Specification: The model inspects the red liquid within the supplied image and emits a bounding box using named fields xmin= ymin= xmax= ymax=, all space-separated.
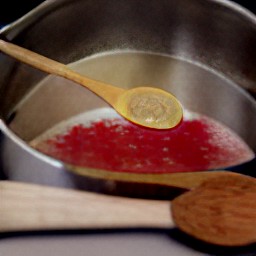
xmin=34 ymin=114 xmax=253 ymax=173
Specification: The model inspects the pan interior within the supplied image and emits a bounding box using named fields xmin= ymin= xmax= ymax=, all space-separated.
xmin=8 ymin=50 xmax=256 ymax=172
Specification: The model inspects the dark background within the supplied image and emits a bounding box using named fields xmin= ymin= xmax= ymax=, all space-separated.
xmin=0 ymin=0 xmax=255 ymax=26
xmin=232 ymin=0 xmax=256 ymax=13
xmin=0 ymin=0 xmax=45 ymax=25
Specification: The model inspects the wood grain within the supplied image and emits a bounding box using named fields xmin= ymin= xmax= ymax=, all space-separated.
xmin=172 ymin=174 xmax=256 ymax=246
xmin=0 ymin=181 xmax=173 ymax=232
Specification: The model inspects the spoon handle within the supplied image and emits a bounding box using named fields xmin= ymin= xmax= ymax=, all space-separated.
xmin=0 ymin=39 xmax=124 ymax=105
xmin=70 ymin=165 xmax=243 ymax=190
xmin=0 ymin=181 xmax=173 ymax=232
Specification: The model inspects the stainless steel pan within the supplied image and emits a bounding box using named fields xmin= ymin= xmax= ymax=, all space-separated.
xmin=0 ymin=0 xmax=256 ymax=197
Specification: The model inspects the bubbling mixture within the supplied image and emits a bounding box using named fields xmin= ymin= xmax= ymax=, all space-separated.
xmin=128 ymin=92 xmax=172 ymax=123
xmin=121 ymin=87 xmax=183 ymax=129
xmin=31 ymin=108 xmax=254 ymax=174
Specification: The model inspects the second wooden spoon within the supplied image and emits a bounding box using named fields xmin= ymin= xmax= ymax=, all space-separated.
xmin=1 ymin=173 xmax=255 ymax=246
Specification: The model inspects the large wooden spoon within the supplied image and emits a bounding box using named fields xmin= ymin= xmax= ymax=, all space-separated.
xmin=0 ymin=39 xmax=182 ymax=129
xmin=1 ymin=173 xmax=255 ymax=246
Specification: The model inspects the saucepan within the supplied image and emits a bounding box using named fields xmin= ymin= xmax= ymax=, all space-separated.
xmin=0 ymin=0 xmax=256 ymax=198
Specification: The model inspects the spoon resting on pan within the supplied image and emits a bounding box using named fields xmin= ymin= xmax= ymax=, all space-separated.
xmin=0 ymin=39 xmax=183 ymax=129
xmin=1 ymin=172 xmax=255 ymax=246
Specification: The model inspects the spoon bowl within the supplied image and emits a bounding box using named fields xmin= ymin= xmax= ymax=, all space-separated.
xmin=172 ymin=174 xmax=256 ymax=246
xmin=116 ymin=87 xmax=183 ymax=129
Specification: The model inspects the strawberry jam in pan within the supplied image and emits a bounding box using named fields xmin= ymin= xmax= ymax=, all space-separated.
xmin=31 ymin=108 xmax=254 ymax=174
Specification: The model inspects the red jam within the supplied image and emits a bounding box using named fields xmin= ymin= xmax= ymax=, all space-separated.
xmin=34 ymin=112 xmax=254 ymax=173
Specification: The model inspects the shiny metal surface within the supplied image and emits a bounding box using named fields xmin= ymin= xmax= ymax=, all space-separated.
xmin=0 ymin=0 xmax=256 ymax=195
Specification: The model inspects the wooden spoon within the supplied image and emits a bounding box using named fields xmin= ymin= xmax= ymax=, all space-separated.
xmin=0 ymin=39 xmax=182 ymax=129
xmin=1 ymin=173 xmax=255 ymax=246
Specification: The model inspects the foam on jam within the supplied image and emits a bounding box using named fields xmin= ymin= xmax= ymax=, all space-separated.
xmin=32 ymin=109 xmax=254 ymax=173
